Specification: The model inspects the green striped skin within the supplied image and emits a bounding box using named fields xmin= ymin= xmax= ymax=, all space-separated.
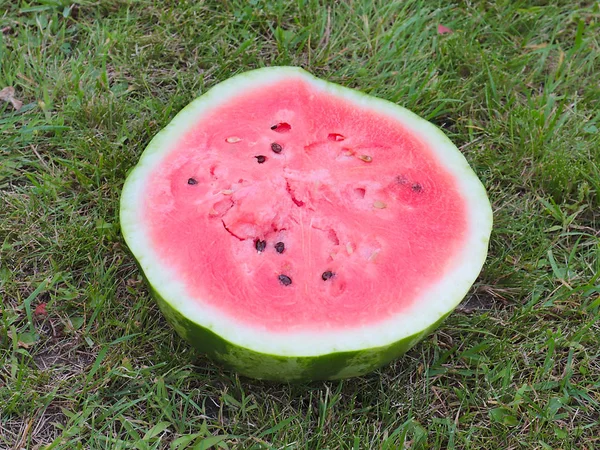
xmin=147 ymin=282 xmax=448 ymax=382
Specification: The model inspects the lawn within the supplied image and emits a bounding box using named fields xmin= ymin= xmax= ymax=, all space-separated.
xmin=1 ymin=0 xmax=599 ymax=448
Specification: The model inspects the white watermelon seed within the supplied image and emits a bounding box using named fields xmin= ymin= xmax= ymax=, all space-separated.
xmin=357 ymin=154 xmax=373 ymax=162
xmin=369 ymin=250 xmax=380 ymax=262
xmin=373 ymin=200 xmax=387 ymax=209
xmin=225 ymin=136 xmax=241 ymax=143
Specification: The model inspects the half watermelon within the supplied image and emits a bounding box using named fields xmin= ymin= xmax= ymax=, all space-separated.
xmin=120 ymin=67 xmax=492 ymax=381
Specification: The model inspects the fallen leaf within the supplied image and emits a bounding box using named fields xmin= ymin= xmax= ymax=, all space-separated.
xmin=0 ymin=86 xmax=23 ymax=110
xmin=34 ymin=302 xmax=48 ymax=316
xmin=437 ymin=24 xmax=453 ymax=35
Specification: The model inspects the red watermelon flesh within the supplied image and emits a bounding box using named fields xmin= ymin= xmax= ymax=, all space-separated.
xmin=121 ymin=67 xmax=492 ymax=381
xmin=144 ymin=78 xmax=466 ymax=332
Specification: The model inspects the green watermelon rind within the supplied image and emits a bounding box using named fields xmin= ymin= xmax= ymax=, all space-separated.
xmin=120 ymin=66 xmax=492 ymax=381
xmin=150 ymin=282 xmax=450 ymax=381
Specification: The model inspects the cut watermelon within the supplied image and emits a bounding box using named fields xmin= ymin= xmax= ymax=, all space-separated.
xmin=120 ymin=67 xmax=492 ymax=381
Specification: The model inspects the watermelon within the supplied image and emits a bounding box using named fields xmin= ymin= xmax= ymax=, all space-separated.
xmin=120 ymin=67 xmax=492 ymax=382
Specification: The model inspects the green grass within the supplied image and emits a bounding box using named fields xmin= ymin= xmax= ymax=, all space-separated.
xmin=1 ymin=0 xmax=599 ymax=448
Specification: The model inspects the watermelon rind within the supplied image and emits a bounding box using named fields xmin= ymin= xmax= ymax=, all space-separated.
xmin=120 ymin=66 xmax=493 ymax=381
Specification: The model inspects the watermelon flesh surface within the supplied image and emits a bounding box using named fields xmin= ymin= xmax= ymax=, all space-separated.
xmin=145 ymin=79 xmax=467 ymax=331
xmin=121 ymin=67 xmax=492 ymax=381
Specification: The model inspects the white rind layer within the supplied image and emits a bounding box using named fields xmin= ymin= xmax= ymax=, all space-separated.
xmin=120 ymin=66 xmax=493 ymax=357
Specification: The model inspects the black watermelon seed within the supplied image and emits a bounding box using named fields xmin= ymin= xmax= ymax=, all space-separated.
xmin=187 ymin=178 xmax=198 ymax=185
xmin=411 ymin=183 xmax=423 ymax=192
xmin=255 ymin=155 xmax=267 ymax=164
xmin=322 ymin=271 xmax=335 ymax=281
xmin=271 ymin=142 xmax=283 ymax=153
xmin=255 ymin=239 xmax=267 ymax=253
xmin=275 ymin=242 xmax=285 ymax=253
xmin=278 ymin=274 xmax=292 ymax=286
